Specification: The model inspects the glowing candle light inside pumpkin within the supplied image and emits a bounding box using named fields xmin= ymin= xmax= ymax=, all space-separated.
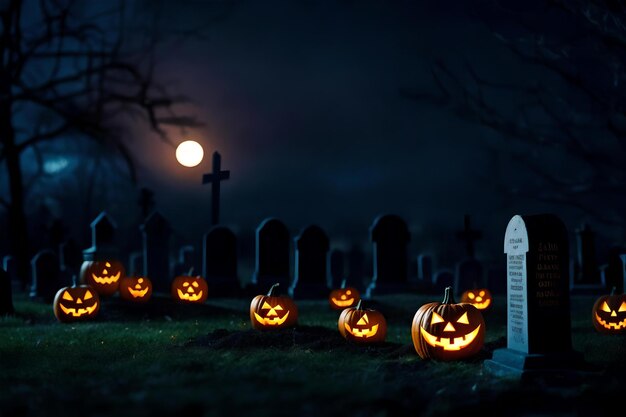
xmin=176 ymin=140 xmax=204 ymax=167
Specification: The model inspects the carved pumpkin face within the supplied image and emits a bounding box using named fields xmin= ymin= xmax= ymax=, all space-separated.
xmin=119 ymin=276 xmax=152 ymax=302
xmin=250 ymin=283 xmax=298 ymax=330
xmin=328 ymin=281 xmax=360 ymax=310
xmin=592 ymin=290 xmax=626 ymax=334
xmin=412 ymin=287 xmax=485 ymax=361
xmin=53 ymin=284 xmax=100 ymax=323
xmin=338 ymin=300 xmax=387 ymax=343
xmin=80 ymin=260 xmax=124 ymax=296
xmin=171 ymin=275 xmax=208 ymax=303
xmin=460 ymin=288 xmax=492 ymax=311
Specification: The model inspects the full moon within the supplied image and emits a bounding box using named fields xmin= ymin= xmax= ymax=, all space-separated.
xmin=176 ymin=140 xmax=204 ymax=167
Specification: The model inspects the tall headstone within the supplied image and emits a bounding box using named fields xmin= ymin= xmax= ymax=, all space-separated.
xmin=141 ymin=211 xmax=172 ymax=294
xmin=365 ymin=214 xmax=411 ymax=298
xmin=82 ymin=211 xmax=119 ymax=261
xmin=29 ymin=249 xmax=61 ymax=303
xmin=571 ymin=223 xmax=604 ymax=294
xmin=0 ymin=267 xmax=14 ymax=315
xmin=203 ymin=226 xmax=240 ymax=297
xmin=329 ymin=249 xmax=346 ymax=289
xmin=485 ymin=214 xmax=585 ymax=378
xmin=289 ymin=225 xmax=330 ymax=299
xmin=252 ymin=218 xmax=290 ymax=291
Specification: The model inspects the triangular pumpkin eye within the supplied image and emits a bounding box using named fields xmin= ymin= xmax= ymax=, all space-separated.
xmin=601 ymin=301 xmax=611 ymax=313
xmin=274 ymin=304 xmax=283 ymax=311
xmin=84 ymin=291 xmax=93 ymax=300
xmin=457 ymin=312 xmax=469 ymax=324
xmin=619 ymin=302 xmax=626 ymax=312
xmin=431 ymin=312 xmax=444 ymax=325
xmin=192 ymin=281 xmax=199 ymax=288
xmin=357 ymin=314 xmax=369 ymax=325
xmin=261 ymin=301 xmax=272 ymax=310
xmin=62 ymin=291 xmax=73 ymax=301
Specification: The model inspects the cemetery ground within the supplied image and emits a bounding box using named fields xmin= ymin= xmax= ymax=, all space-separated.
xmin=1 ymin=292 xmax=624 ymax=417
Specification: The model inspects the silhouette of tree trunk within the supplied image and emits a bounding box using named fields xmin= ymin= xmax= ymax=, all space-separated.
xmin=0 ymin=0 xmax=211 ymax=287
xmin=403 ymin=0 xmax=626 ymax=235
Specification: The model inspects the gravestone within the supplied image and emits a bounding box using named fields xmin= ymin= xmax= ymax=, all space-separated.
xmin=329 ymin=249 xmax=345 ymax=289
xmin=347 ymin=243 xmax=366 ymax=289
xmin=454 ymin=258 xmax=484 ymax=297
xmin=202 ymin=151 xmax=230 ymax=226
xmin=251 ymin=218 xmax=290 ymax=291
xmin=485 ymin=214 xmax=585 ymax=379
xmin=29 ymin=249 xmax=61 ymax=303
xmin=141 ymin=211 xmax=172 ymax=294
xmin=364 ymin=214 xmax=411 ymax=298
xmin=601 ymin=246 xmax=625 ymax=294
xmin=571 ymin=223 xmax=604 ymax=294
xmin=128 ymin=251 xmax=143 ymax=276
xmin=434 ymin=269 xmax=454 ymax=293
xmin=0 ymin=267 xmax=14 ymax=315
xmin=174 ymin=245 xmax=196 ymax=276
xmin=82 ymin=211 xmax=120 ymax=261
xmin=289 ymin=225 xmax=330 ymax=299
xmin=487 ymin=265 xmax=507 ymax=295
xmin=203 ymin=226 xmax=240 ymax=297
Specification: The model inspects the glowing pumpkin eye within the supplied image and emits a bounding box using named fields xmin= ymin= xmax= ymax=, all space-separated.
xmin=274 ymin=304 xmax=283 ymax=311
xmin=138 ymin=278 xmax=144 ymax=284
xmin=601 ymin=301 xmax=611 ymax=313
xmin=346 ymin=290 xmax=352 ymax=295
xmin=105 ymin=262 xmax=111 ymax=267
xmin=619 ymin=302 xmax=626 ymax=312
xmin=479 ymin=291 xmax=485 ymax=297
xmin=467 ymin=293 xmax=475 ymax=300
xmin=62 ymin=292 xmax=73 ymax=301
xmin=262 ymin=301 xmax=272 ymax=310
xmin=457 ymin=312 xmax=469 ymax=324
xmin=430 ymin=312 xmax=444 ymax=325
xmin=183 ymin=282 xmax=189 ymax=287
xmin=357 ymin=314 xmax=369 ymax=325
xmin=84 ymin=291 xmax=93 ymax=300
xmin=192 ymin=281 xmax=199 ymax=288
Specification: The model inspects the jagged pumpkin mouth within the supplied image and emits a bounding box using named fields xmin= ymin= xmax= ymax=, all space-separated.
xmin=59 ymin=303 xmax=98 ymax=317
xmin=128 ymin=287 xmax=149 ymax=298
xmin=595 ymin=312 xmax=626 ymax=330
xmin=254 ymin=311 xmax=290 ymax=326
xmin=332 ymin=297 xmax=355 ymax=307
xmin=177 ymin=290 xmax=203 ymax=301
xmin=91 ymin=272 xmax=120 ymax=284
xmin=344 ymin=323 xmax=379 ymax=338
xmin=420 ymin=324 xmax=481 ymax=351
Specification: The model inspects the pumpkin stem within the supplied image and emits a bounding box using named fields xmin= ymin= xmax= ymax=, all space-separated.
xmin=443 ymin=286 xmax=455 ymax=304
xmin=355 ymin=299 xmax=362 ymax=310
xmin=267 ymin=283 xmax=280 ymax=296
xmin=187 ymin=267 xmax=194 ymax=276
xmin=340 ymin=279 xmax=346 ymax=289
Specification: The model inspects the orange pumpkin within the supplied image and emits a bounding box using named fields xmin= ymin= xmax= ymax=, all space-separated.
xmin=80 ymin=260 xmax=124 ymax=296
xmin=171 ymin=271 xmax=208 ymax=304
xmin=119 ymin=276 xmax=152 ymax=302
xmin=412 ymin=286 xmax=485 ymax=361
xmin=592 ymin=287 xmax=626 ymax=334
xmin=53 ymin=281 xmax=100 ymax=323
xmin=328 ymin=280 xmax=360 ymax=310
xmin=338 ymin=300 xmax=387 ymax=343
xmin=460 ymin=288 xmax=492 ymax=311
xmin=250 ymin=283 xmax=298 ymax=330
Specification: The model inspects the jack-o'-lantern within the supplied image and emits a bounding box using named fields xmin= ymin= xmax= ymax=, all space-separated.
xmin=80 ymin=260 xmax=124 ymax=296
xmin=328 ymin=280 xmax=360 ymax=310
xmin=119 ymin=276 xmax=152 ymax=302
xmin=53 ymin=279 xmax=100 ymax=323
xmin=338 ymin=300 xmax=387 ymax=343
xmin=250 ymin=283 xmax=298 ymax=330
xmin=412 ymin=286 xmax=485 ymax=361
xmin=460 ymin=288 xmax=492 ymax=311
xmin=171 ymin=270 xmax=208 ymax=304
xmin=592 ymin=287 xmax=626 ymax=334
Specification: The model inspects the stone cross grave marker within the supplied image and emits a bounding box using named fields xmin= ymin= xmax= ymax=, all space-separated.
xmin=252 ymin=218 xmax=290 ymax=291
xmin=485 ymin=214 xmax=585 ymax=378
xmin=141 ymin=211 xmax=171 ymax=293
xmin=364 ymin=214 xmax=410 ymax=298
xmin=202 ymin=151 xmax=230 ymax=226
xmin=29 ymin=249 xmax=61 ymax=303
xmin=203 ymin=225 xmax=240 ymax=297
xmin=289 ymin=225 xmax=330 ymax=299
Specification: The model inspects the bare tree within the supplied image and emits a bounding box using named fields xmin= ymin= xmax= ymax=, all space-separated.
xmin=404 ymin=0 xmax=626 ymax=239
xmin=0 ymin=0 xmax=213 ymax=286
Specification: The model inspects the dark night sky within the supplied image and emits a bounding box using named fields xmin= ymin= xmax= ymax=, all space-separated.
xmin=7 ymin=0 xmax=618 ymax=271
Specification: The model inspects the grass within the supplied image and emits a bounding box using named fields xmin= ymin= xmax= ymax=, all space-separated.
xmin=0 ymin=291 xmax=624 ymax=417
